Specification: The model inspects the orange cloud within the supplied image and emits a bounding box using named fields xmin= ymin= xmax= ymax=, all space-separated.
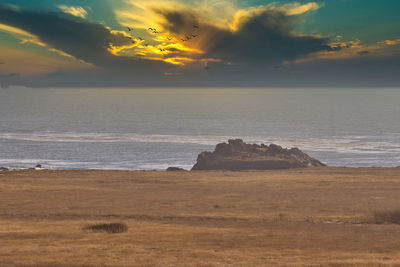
xmin=0 ymin=45 xmax=91 ymax=76
xmin=380 ymin=39 xmax=400 ymax=45
xmin=113 ymin=1 xmax=323 ymax=67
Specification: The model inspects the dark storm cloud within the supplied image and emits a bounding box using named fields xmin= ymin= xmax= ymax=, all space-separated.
xmin=155 ymin=9 xmax=199 ymax=33
xmin=0 ymin=5 xmax=130 ymax=66
xmin=156 ymin=8 xmax=333 ymax=65
xmin=0 ymin=5 xmax=173 ymax=84
xmin=0 ymin=5 xmax=170 ymax=73
xmin=358 ymin=51 xmax=369 ymax=56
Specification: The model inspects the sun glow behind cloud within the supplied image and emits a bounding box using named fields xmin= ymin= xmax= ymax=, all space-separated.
xmin=113 ymin=1 xmax=325 ymax=66
xmin=380 ymin=39 xmax=400 ymax=46
xmin=1 ymin=1 xmax=399 ymax=87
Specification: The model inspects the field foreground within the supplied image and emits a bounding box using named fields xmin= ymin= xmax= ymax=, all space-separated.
xmin=1 ymin=167 xmax=400 ymax=266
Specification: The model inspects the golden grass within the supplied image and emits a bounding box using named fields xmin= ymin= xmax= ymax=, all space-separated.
xmin=0 ymin=167 xmax=400 ymax=266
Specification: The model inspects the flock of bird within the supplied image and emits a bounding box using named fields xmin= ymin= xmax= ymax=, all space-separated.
xmin=181 ymin=33 xmax=198 ymax=42
xmin=124 ymin=24 xmax=200 ymax=48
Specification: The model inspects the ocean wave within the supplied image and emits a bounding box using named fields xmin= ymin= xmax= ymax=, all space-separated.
xmin=137 ymin=163 xmax=193 ymax=170
xmin=0 ymin=158 xmax=193 ymax=170
xmin=0 ymin=132 xmax=399 ymax=155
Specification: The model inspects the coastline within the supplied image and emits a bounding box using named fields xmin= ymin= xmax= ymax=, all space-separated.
xmin=1 ymin=167 xmax=400 ymax=266
xmin=1 ymin=165 xmax=400 ymax=172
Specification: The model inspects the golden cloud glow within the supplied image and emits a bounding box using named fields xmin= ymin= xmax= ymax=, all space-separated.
xmin=0 ymin=24 xmax=47 ymax=47
xmin=109 ymin=6 xmax=207 ymax=66
xmin=108 ymin=43 xmax=136 ymax=55
xmin=230 ymin=2 xmax=320 ymax=31
xmin=380 ymin=39 xmax=400 ymax=45
xmin=114 ymin=0 xmax=258 ymax=65
xmin=163 ymin=57 xmax=196 ymax=65
xmin=289 ymin=38 xmax=400 ymax=65
xmin=57 ymin=5 xmax=88 ymax=18
xmin=0 ymin=23 xmax=95 ymax=65
xmin=284 ymin=2 xmax=320 ymax=16
xmin=116 ymin=0 xmax=236 ymax=30
xmin=0 ymin=44 xmax=91 ymax=76
xmin=113 ymin=1 xmax=322 ymax=66
xmin=106 ymin=30 xmax=138 ymax=55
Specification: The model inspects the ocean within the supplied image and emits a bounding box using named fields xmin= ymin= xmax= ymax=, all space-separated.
xmin=0 ymin=87 xmax=399 ymax=170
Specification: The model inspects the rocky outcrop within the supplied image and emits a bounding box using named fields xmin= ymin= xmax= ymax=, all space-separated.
xmin=166 ymin=167 xmax=187 ymax=172
xmin=191 ymin=139 xmax=326 ymax=171
xmin=0 ymin=167 xmax=9 ymax=171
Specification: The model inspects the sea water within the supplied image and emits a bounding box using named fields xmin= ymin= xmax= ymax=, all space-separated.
xmin=0 ymin=87 xmax=399 ymax=170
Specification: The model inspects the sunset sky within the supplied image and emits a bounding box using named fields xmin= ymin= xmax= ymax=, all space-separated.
xmin=0 ymin=0 xmax=399 ymax=87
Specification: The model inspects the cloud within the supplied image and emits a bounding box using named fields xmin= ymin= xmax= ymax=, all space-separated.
xmin=154 ymin=5 xmax=332 ymax=66
xmin=380 ymin=39 xmax=400 ymax=46
xmin=113 ymin=1 xmax=329 ymax=67
xmin=0 ymin=23 xmax=47 ymax=47
xmin=0 ymin=2 xmax=330 ymax=73
xmin=0 ymin=5 xmax=146 ymax=67
xmin=283 ymin=2 xmax=320 ymax=16
xmin=0 ymin=43 xmax=91 ymax=76
xmin=0 ymin=4 xmax=177 ymax=86
xmin=116 ymin=0 xmax=238 ymax=30
xmin=2 ymin=2 xmax=398 ymax=87
xmin=57 ymin=5 xmax=88 ymax=19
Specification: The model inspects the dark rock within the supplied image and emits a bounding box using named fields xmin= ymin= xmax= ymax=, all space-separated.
xmin=191 ymin=139 xmax=326 ymax=171
xmin=166 ymin=167 xmax=187 ymax=171
xmin=35 ymin=164 xmax=42 ymax=168
xmin=0 ymin=167 xmax=9 ymax=171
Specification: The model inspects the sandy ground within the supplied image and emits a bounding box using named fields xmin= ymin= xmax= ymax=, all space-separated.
xmin=1 ymin=167 xmax=400 ymax=266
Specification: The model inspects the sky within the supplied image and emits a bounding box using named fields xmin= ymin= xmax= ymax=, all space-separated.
xmin=0 ymin=0 xmax=399 ymax=87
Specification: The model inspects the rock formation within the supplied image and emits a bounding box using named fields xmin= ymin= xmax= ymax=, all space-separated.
xmin=166 ymin=167 xmax=187 ymax=171
xmin=191 ymin=139 xmax=326 ymax=171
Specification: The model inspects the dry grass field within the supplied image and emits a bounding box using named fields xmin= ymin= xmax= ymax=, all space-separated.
xmin=1 ymin=167 xmax=400 ymax=266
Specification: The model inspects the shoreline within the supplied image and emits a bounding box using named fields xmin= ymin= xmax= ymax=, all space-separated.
xmin=1 ymin=165 xmax=400 ymax=172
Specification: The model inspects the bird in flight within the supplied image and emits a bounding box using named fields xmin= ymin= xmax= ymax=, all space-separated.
xmin=148 ymin=27 xmax=159 ymax=34
xmin=127 ymin=27 xmax=133 ymax=31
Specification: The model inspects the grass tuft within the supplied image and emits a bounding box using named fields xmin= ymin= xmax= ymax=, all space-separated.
xmin=372 ymin=210 xmax=400 ymax=224
xmin=83 ymin=223 xmax=128 ymax=234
